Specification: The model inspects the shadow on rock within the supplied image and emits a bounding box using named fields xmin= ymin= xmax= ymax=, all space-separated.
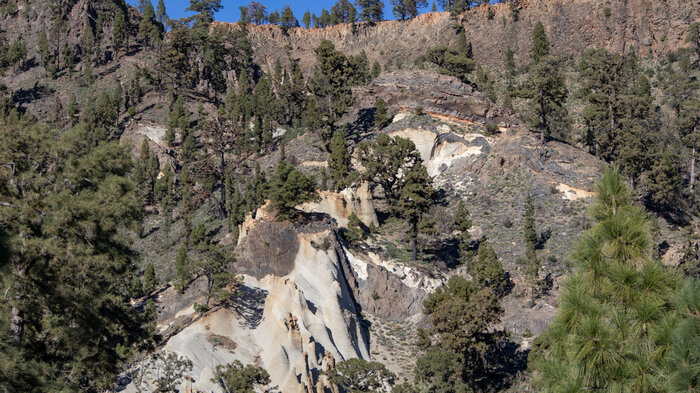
xmin=232 ymin=285 xmax=268 ymax=329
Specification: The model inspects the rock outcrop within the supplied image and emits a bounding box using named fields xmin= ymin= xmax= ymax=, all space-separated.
xmin=299 ymin=183 xmax=379 ymax=228
xmin=217 ymin=0 xmax=699 ymax=75
xmin=128 ymin=214 xmax=370 ymax=393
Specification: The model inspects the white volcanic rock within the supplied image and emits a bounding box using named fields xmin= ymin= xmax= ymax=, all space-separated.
xmin=128 ymin=221 xmax=369 ymax=393
xmin=388 ymin=128 xmax=486 ymax=177
xmin=299 ymin=183 xmax=379 ymax=228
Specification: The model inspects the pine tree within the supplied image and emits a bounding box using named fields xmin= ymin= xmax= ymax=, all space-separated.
xmin=328 ymin=131 xmax=351 ymax=190
xmin=454 ymin=200 xmax=472 ymax=262
xmin=457 ymin=30 xmax=469 ymax=56
xmin=371 ymin=60 xmax=381 ymax=78
xmin=579 ymin=49 xmax=658 ymax=187
xmin=471 ymin=241 xmax=505 ymax=292
xmin=529 ymin=166 xmax=695 ymax=392
xmin=144 ymin=263 xmax=157 ymax=293
xmin=358 ymin=134 xmax=422 ymax=203
xmin=268 ymin=10 xmax=279 ymax=24
xmin=531 ymin=21 xmax=549 ymax=63
xmin=214 ymin=361 xmax=271 ymax=392
xmin=344 ymin=212 xmax=366 ymax=245
xmin=67 ymin=93 xmax=79 ymax=125
xmin=665 ymin=279 xmax=700 ymax=392
xmin=419 ymin=275 xmax=503 ymax=386
xmin=355 ymin=0 xmax=384 ymax=22
xmin=673 ymin=78 xmax=700 ymax=194
xmin=396 ymin=163 xmax=435 ymax=261
xmin=517 ymin=57 xmax=568 ymax=144
xmin=503 ymin=47 xmax=516 ymax=108
xmin=302 ymin=9 xmax=311 ymax=28
xmin=414 ymin=348 xmax=469 ymax=392
xmin=113 ymin=11 xmax=126 ymax=56
xmin=156 ymin=165 xmax=174 ymax=233
xmin=374 ymin=97 xmax=390 ymax=129
xmin=113 ymin=82 xmax=123 ymax=114
xmin=425 ymin=45 xmax=475 ymax=84
xmin=239 ymin=5 xmax=250 ymax=26
xmin=63 ymin=44 xmax=74 ymax=78
xmin=156 ymin=0 xmax=168 ymax=26
xmin=138 ymin=0 xmax=162 ymax=48
xmin=325 ymin=359 xmax=396 ymax=391
xmin=186 ymin=0 xmax=223 ymax=28
xmin=392 ymin=0 xmax=407 ymax=20
xmin=475 ymin=65 xmax=496 ymax=102
xmin=136 ymin=140 xmax=158 ymax=204
xmin=308 ymin=40 xmax=355 ymax=149
xmin=175 ymin=244 xmax=190 ymax=291
xmin=522 ymin=192 xmax=539 ymax=292
xmin=269 ymin=162 xmax=319 ymax=220
xmin=279 ymin=6 xmax=297 ymax=34
xmin=432 ymin=2 xmax=437 ymax=12
xmin=179 ymin=165 xmax=194 ymax=245
xmin=202 ymin=114 xmax=241 ymax=228
xmin=0 ymin=121 xmax=150 ymax=391
xmin=38 ymin=30 xmax=51 ymax=70
xmin=647 ymin=150 xmax=681 ymax=208
xmin=130 ymin=275 xmax=144 ymax=299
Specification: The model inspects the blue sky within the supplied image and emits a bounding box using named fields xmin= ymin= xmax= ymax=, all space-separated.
xmin=128 ymin=0 xmax=434 ymax=24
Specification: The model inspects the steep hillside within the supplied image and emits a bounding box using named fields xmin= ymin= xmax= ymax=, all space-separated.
xmin=220 ymin=0 xmax=699 ymax=74
xmin=1 ymin=1 xmax=699 ymax=392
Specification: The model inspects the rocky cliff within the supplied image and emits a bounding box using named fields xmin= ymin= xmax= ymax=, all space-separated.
xmin=219 ymin=0 xmax=698 ymax=75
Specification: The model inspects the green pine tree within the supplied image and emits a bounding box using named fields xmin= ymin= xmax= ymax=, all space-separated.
xmin=356 ymin=0 xmax=384 ymax=22
xmin=371 ymin=60 xmax=381 ymax=78
xmin=517 ymin=57 xmax=568 ymax=144
xmin=186 ymin=0 xmax=223 ymax=28
xmin=113 ymin=11 xmax=126 ymax=56
xmin=454 ymin=200 xmax=472 ymax=262
xmin=302 ymin=9 xmax=311 ymax=28
xmin=328 ymin=131 xmax=351 ymax=190
xmin=175 ymin=244 xmax=190 ymax=291
xmin=138 ymin=0 xmax=162 ymax=48
xmin=156 ymin=0 xmax=168 ymax=26
xmin=523 ymin=192 xmax=540 ymax=292
xmin=396 ymin=163 xmax=435 ymax=261
xmin=358 ymin=134 xmax=422 ymax=204
xmin=344 ymin=212 xmax=366 ymax=246
xmin=530 ymin=166 xmax=696 ymax=392
xmin=531 ymin=21 xmax=549 ymax=63
xmin=471 ymin=240 xmax=505 ymax=292
xmin=214 ymin=361 xmax=271 ymax=392
xmin=144 ymin=263 xmax=157 ymax=293
xmin=269 ymin=162 xmax=319 ymax=220
xmin=374 ymin=97 xmax=390 ymax=129
xmin=307 ymin=40 xmax=355 ymax=149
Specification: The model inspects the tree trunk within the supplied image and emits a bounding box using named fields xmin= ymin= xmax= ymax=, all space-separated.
xmin=539 ymin=92 xmax=546 ymax=145
xmin=10 ymin=306 xmax=23 ymax=346
xmin=205 ymin=273 xmax=213 ymax=309
xmin=691 ymin=137 xmax=697 ymax=194
xmin=56 ymin=33 xmax=61 ymax=69
xmin=10 ymin=262 xmax=29 ymax=346
xmin=411 ymin=222 xmax=418 ymax=262
xmin=219 ymin=151 xmax=228 ymax=224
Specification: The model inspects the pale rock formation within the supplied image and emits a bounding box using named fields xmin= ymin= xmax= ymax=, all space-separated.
xmin=299 ymin=183 xmax=379 ymax=228
xmin=130 ymin=219 xmax=370 ymax=393
xmin=388 ymin=128 xmax=486 ymax=177
xmin=555 ymin=182 xmax=597 ymax=201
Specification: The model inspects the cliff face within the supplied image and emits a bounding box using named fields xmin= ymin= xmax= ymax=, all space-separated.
xmin=219 ymin=0 xmax=698 ymax=74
